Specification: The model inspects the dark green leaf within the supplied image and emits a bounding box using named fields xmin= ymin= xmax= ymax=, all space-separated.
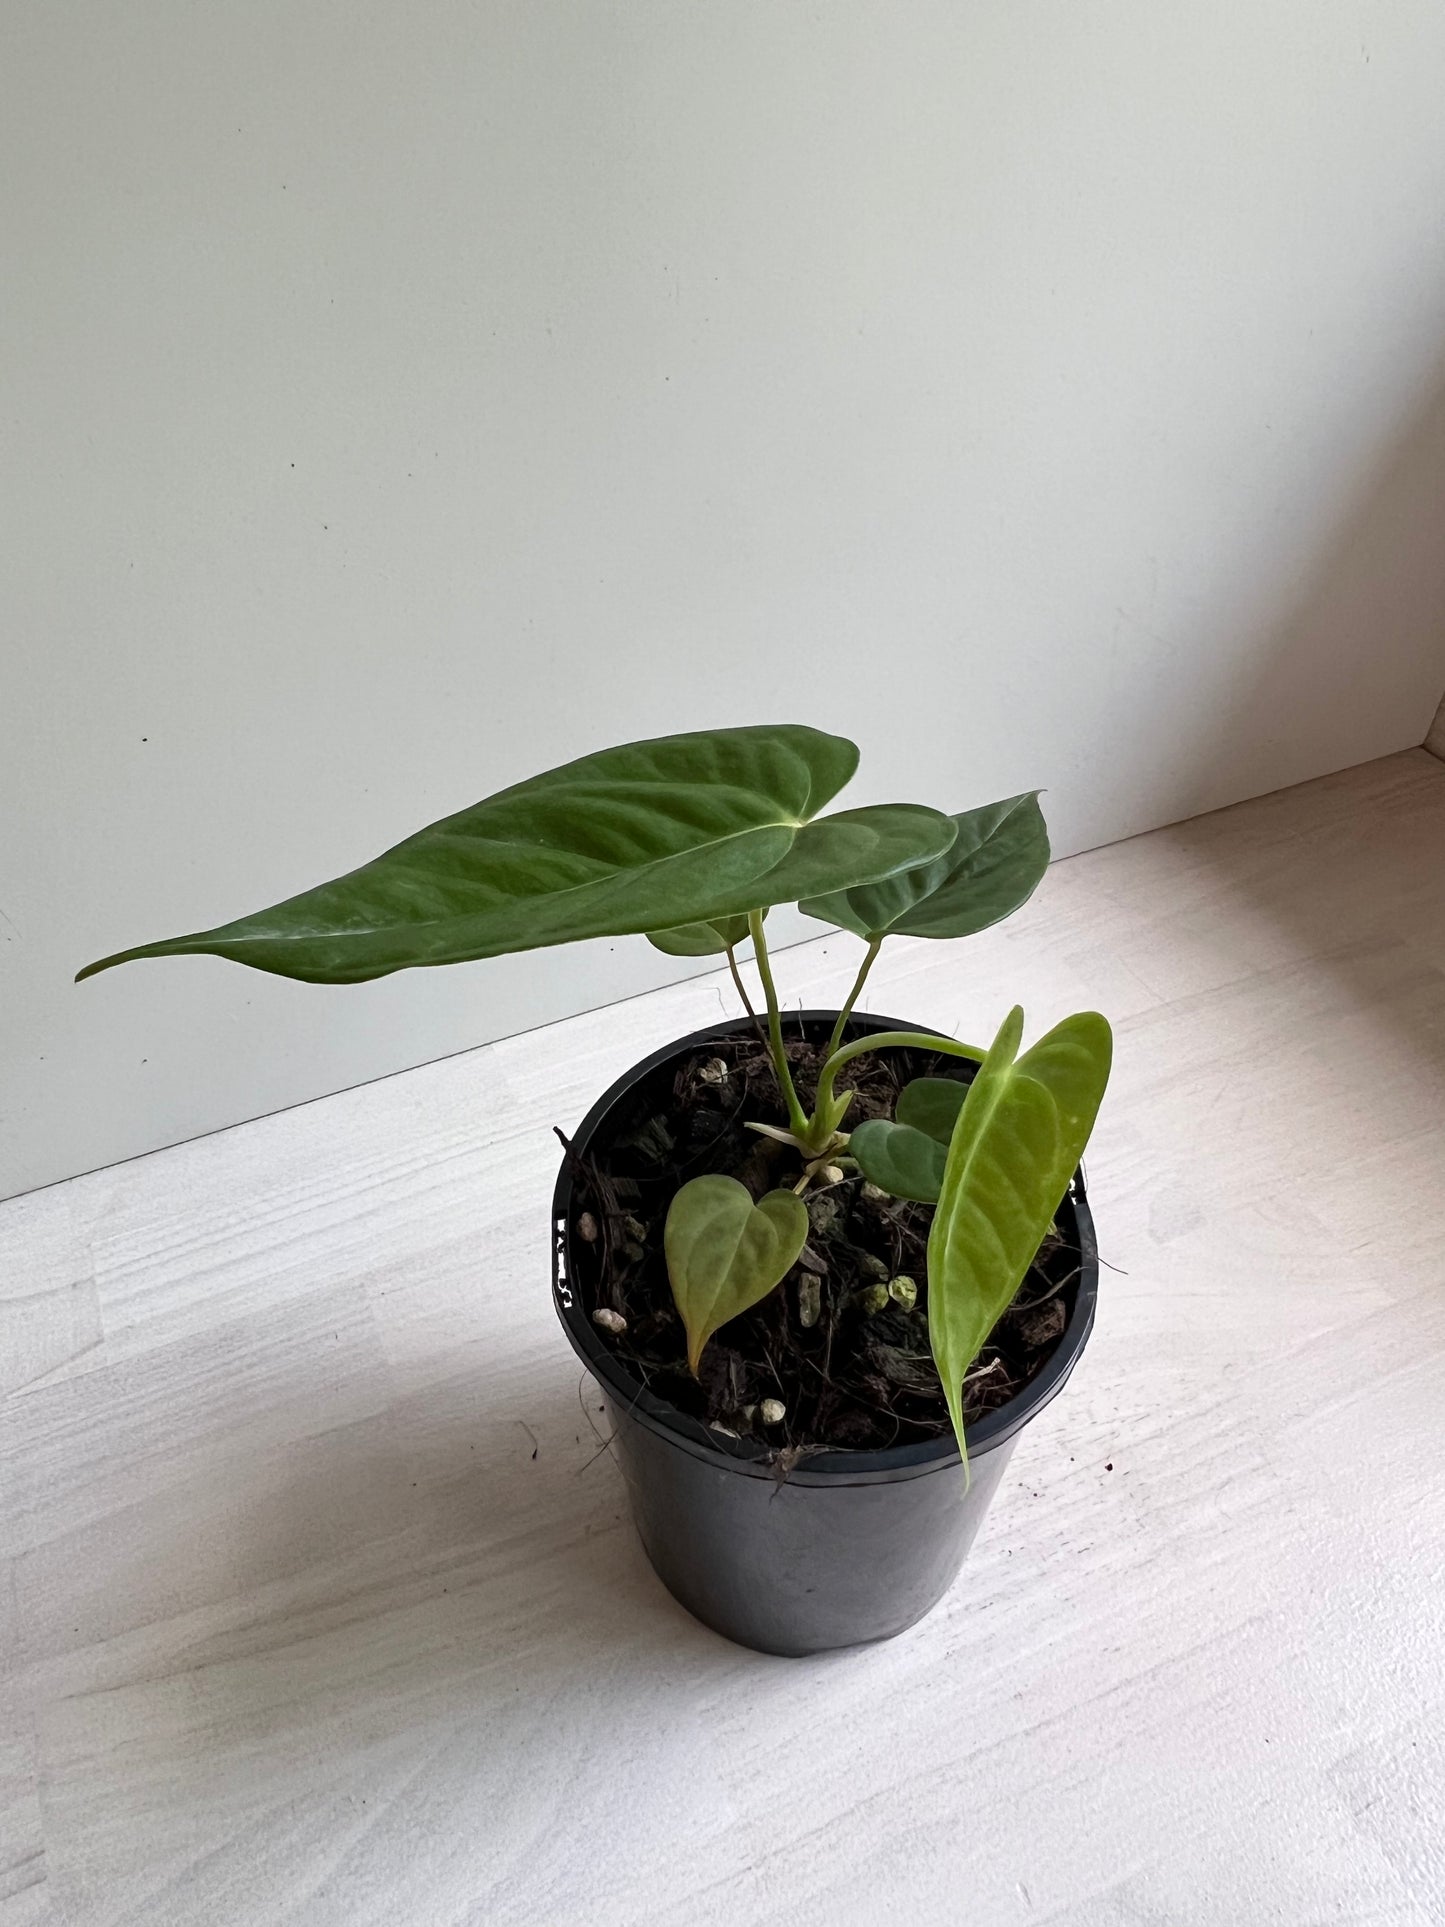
xmin=77 ymin=725 xmax=957 ymax=985
xmin=646 ymin=914 xmax=753 ymax=958
xmin=745 ymin=803 xmax=958 ymax=907
xmin=895 ymin=1075 xmax=970 ymax=1144
xmin=664 ymin=1175 xmax=808 ymax=1372
xmin=849 ymin=1073 xmax=973 ymax=1201
xmin=849 ymin=1117 xmax=948 ymax=1202
xmin=798 ymin=792 xmax=1049 ymax=942
xmin=927 ymin=1006 xmax=1112 ymax=1457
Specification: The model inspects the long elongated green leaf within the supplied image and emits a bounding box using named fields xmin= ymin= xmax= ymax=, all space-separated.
xmin=77 ymin=725 xmax=957 ymax=985
xmin=664 ymin=1175 xmax=808 ymax=1373
xmin=927 ymin=1006 xmax=1112 ymax=1457
xmin=798 ymin=792 xmax=1048 ymax=942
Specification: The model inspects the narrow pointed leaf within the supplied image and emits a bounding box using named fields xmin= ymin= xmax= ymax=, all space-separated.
xmin=848 ymin=1118 xmax=948 ymax=1202
xmin=799 ymin=792 xmax=1049 ymax=942
xmin=664 ymin=1175 xmax=808 ymax=1373
xmin=927 ymin=1006 xmax=1112 ymax=1458
xmin=646 ymin=913 xmax=753 ymax=957
xmin=77 ymin=724 xmax=957 ymax=985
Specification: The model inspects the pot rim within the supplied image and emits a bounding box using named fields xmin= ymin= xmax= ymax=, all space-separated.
xmin=552 ymin=1009 xmax=1097 ymax=1488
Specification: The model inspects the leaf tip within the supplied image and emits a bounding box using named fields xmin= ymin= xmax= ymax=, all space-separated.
xmin=1059 ymin=1008 xmax=1114 ymax=1069
xmin=943 ymin=1381 xmax=970 ymax=1479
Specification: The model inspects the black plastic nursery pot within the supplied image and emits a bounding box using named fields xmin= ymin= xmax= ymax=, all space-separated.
xmin=553 ymin=1011 xmax=1098 ymax=1658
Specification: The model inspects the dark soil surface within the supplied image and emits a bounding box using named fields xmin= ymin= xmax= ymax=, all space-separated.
xmin=563 ymin=1026 xmax=1085 ymax=1461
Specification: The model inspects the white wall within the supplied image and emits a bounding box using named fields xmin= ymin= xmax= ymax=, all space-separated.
xmin=7 ymin=2 xmax=1445 ymax=1201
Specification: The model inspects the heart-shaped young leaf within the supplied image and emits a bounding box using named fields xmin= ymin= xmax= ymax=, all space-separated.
xmin=798 ymin=792 xmax=1049 ymax=942
xmin=664 ymin=1175 xmax=808 ymax=1373
xmin=646 ymin=914 xmax=753 ymax=958
xmin=77 ymin=725 xmax=957 ymax=985
xmin=895 ymin=1075 xmax=970 ymax=1143
xmin=849 ymin=1074 xmax=974 ymax=1202
xmin=927 ymin=1005 xmax=1112 ymax=1458
xmin=848 ymin=1117 xmax=948 ymax=1202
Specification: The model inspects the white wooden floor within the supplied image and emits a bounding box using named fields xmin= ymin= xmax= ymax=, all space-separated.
xmin=4 ymin=750 xmax=1445 ymax=1927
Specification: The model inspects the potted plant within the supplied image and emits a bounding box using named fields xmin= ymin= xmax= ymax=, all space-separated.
xmin=79 ymin=723 xmax=1111 ymax=1655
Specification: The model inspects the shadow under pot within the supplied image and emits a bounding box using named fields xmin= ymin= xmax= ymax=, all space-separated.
xmin=553 ymin=1010 xmax=1098 ymax=1658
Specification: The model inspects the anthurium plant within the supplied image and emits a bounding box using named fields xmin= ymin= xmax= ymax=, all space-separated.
xmin=79 ymin=723 xmax=1111 ymax=1460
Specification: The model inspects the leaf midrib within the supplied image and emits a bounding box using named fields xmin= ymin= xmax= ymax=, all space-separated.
xmin=174 ymin=816 xmax=809 ymax=950
xmin=933 ymin=1068 xmax=1016 ymax=1262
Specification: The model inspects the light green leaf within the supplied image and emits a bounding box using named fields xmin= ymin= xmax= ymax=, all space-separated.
xmin=664 ymin=1175 xmax=808 ymax=1373
xmin=927 ymin=1005 xmax=1112 ymax=1457
xmin=77 ymin=725 xmax=957 ymax=985
xmin=798 ymin=792 xmax=1049 ymax=942
xmin=646 ymin=914 xmax=754 ymax=958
